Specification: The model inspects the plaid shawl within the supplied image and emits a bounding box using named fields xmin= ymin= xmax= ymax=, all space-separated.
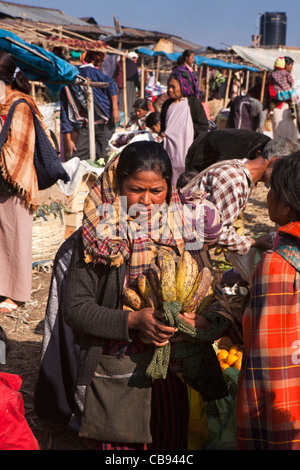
xmin=82 ymin=153 xmax=208 ymax=285
xmin=0 ymin=90 xmax=50 ymax=210
xmin=237 ymin=221 xmax=300 ymax=450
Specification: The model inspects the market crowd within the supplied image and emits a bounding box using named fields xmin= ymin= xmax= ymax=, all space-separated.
xmin=0 ymin=47 xmax=300 ymax=451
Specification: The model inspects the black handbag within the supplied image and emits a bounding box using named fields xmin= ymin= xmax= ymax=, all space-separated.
xmin=79 ymin=350 xmax=153 ymax=444
xmin=0 ymin=99 xmax=70 ymax=191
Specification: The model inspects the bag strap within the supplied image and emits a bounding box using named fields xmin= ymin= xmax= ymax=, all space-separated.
xmin=0 ymin=98 xmax=41 ymax=152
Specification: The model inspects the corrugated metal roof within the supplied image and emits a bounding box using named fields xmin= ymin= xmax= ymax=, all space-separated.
xmin=0 ymin=1 xmax=88 ymax=25
xmin=102 ymin=25 xmax=204 ymax=52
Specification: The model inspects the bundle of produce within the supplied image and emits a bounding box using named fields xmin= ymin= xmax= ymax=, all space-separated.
xmin=122 ymin=251 xmax=217 ymax=381
xmin=123 ymin=250 xmax=215 ymax=316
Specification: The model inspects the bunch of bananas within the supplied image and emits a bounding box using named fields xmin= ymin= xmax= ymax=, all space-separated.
xmin=123 ymin=250 xmax=215 ymax=315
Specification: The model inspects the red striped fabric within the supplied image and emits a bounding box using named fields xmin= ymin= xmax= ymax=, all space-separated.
xmin=237 ymin=237 xmax=300 ymax=449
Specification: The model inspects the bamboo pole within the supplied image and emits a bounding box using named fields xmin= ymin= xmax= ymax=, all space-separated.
xmin=86 ymin=85 xmax=96 ymax=161
xmin=260 ymin=70 xmax=267 ymax=103
xmin=140 ymin=55 xmax=145 ymax=98
xmin=245 ymin=70 xmax=250 ymax=94
xmin=205 ymin=65 xmax=210 ymax=102
xmin=198 ymin=64 xmax=203 ymax=91
xmin=224 ymin=69 xmax=232 ymax=107
xmin=122 ymin=54 xmax=128 ymax=126
xmin=156 ymin=55 xmax=161 ymax=83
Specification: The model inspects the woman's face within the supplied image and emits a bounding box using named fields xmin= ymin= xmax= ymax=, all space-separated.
xmin=121 ymin=170 xmax=168 ymax=221
xmin=135 ymin=107 xmax=147 ymax=119
xmin=167 ymin=78 xmax=182 ymax=101
xmin=152 ymin=121 xmax=161 ymax=134
xmin=185 ymin=53 xmax=194 ymax=66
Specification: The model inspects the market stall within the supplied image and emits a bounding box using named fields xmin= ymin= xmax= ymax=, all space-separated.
xmin=138 ymin=46 xmax=260 ymax=106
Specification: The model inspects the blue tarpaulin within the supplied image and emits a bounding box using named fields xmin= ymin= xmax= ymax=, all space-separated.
xmin=138 ymin=47 xmax=260 ymax=72
xmin=0 ymin=29 xmax=79 ymax=91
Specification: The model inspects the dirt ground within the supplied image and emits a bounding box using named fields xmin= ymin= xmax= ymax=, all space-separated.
xmin=0 ymin=182 xmax=276 ymax=451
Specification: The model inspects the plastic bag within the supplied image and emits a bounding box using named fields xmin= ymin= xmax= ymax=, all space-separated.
xmin=202 ymin=367 xmax=239 ymax=450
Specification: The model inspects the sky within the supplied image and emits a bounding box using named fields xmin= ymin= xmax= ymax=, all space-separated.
xmin=6 ymin=0 xmax=300 ymax=49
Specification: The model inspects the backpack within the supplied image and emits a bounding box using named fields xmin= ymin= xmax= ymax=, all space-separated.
xmin=0 ymin=99 xmax=70 ymax=191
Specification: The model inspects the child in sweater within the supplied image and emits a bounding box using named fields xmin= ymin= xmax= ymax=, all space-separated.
xmin=269 ymin=56 xmax=296 ymax=118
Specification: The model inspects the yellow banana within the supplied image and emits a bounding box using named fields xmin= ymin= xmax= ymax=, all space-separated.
xmin=122 ymin=288 xmax=145 ymax=310
xmin=195 ymin=279 xmax=215 ymax=314
xmin=160 ymin=252 xmax=177 ymax=303
xmin=122 ymin=302 xmax=134 ymax=311
xmin=148 ymin=262 xmax=162 ymax=304
xmin=214 ymin=246 xmax=223 ymax=256
xmin=233 ymin=219 xmax=244 ymax=228
xmin=156 ymin=252 xmax=164 ymax=270
xmin=182 ymin=267 xmax=213 ymax=312
xmin=175 ymin=250 xmax=199 ymax=303
xmin=137 ymin=274 xmax=160 ymax=309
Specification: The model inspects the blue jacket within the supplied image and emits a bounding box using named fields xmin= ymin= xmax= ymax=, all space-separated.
xmin=60 ymin=64 xmax=118 ymax=134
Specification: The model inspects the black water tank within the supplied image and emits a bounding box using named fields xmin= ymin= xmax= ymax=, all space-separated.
xmin=260 ymin=12 xmax=287 ymax=46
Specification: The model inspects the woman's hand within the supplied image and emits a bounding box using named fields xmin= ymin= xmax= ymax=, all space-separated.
xmin=128 ymin=308 xmax=178 ymax=347
xmin=180 ymin=311 xmax=211 ymax=330
xmin=251 ymin=234 xmax=273 ymax=251
xmin=169 ymin=311 xmax=211 ymax=343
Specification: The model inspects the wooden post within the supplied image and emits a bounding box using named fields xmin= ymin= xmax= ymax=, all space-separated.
xmin=224 ymin=69 xmax=232 ymax=107
xmin=86 ymin=85 xmax=96 ymax=161
xmin=140 ymin=55 xmax=145 ymax=98
xmin=198 ymin=64 xmax=203 ymax=91
xmin=30 ymin=81 xmax=35 ymax=100
xmin=260 ymin=70 xmax=267 ymax=103
xmin=205 ymin=65 xmax=209 ymax=102
xmin=156 ymin=55 xmax=161 ymax=83
xmin=122 ymin=54 xmax=128 ymax=126
xmin=245 ymin=70 xmax=250 ymax=94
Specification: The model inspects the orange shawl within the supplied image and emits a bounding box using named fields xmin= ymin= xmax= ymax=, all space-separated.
xmin=0 ymin=90 xmax=50 ymax=211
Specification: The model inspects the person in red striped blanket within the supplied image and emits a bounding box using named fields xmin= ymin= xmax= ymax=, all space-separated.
xmin=236 ymin=152 xmax=300 ymax=450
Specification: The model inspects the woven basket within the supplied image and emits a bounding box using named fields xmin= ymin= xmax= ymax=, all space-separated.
xmin=32 ymin=209 xmax=65 ymax=264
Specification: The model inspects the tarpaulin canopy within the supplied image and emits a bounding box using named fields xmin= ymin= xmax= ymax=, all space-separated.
xmin=138 ymin=47 xmax=260 ymax=72
xmin=232 ymin=45 xmax=300 ymax=96
xmin=0 ymin=29 xmax=79 ymax=91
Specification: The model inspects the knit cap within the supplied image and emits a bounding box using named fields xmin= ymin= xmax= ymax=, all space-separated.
xmin=274 ymin=57 xmax=285 ymax=69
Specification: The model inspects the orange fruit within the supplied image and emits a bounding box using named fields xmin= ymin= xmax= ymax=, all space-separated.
xmin=220 ymin=361 xmax=230 ymax=370
xmin=226 ymin=353 xmax=238 ymax=366
xmin=229 ymin=347 xmax=238 ymax=355
xmin=217 ymin=349 xmax=229 ymax=361
xmin=232 ymin=358 xmax=242 ymax=370
xmin=236 ymin=351 xmax=243 ymax=358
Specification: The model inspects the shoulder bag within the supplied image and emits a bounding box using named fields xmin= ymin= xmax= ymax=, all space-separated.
xmin=0 ymin=99 xmax=70 ymax=191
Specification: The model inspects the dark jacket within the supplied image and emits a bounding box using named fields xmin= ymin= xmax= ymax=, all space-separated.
xmin=60 ymin=65 xmax=118 ymax=134
xmin=62 ymin=232 xmax=129 ymax=386
xmin=185 ymin=129 xmax=271 ymax=173
xmin=62 ymin=232 xmax=231 ymax=402
xmin=113 ymin=58 xmax=140 ymax=90
xmin=160 ymin=96 xmax=209 ymax=139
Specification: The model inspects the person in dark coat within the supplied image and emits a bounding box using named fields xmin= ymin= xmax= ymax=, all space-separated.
xmin=113 ymin=51 xmax=140 ymax=121
xmin=185 ymin=128 xmax=271 ymax=173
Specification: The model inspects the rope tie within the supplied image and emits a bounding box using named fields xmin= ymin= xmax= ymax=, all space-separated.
xmin=146 ymin=300 xmax=201 ymax=379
